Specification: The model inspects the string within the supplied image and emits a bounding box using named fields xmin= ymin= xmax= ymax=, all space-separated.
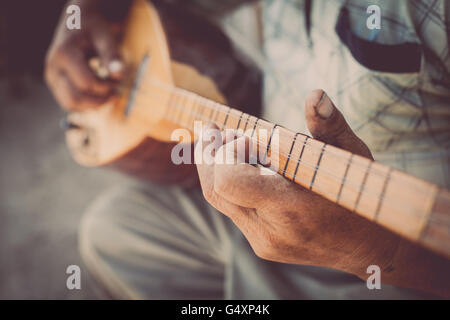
xmin=164 ymin=99 xmax=433 ymax=219
xmin=130 ymin=78 xmax=433 ymax=186
xmin=129 ymin=90 xmax=433 ymax=218
xmin=130 ymin=78 xmax=435 ymax=198
xmin=131 ymin=78 xmax=392 ymax=177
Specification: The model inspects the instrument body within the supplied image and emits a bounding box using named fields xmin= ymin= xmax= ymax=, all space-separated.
xmin=66 ymin=0 xmax=261 ymax=182
xmin=65 ymin=0 xmax=450 ymax=258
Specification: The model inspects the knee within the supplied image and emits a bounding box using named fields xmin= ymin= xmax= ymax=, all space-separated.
xmin=78 ymin=182 xmax=180 ymax=267
xmin=78 ymin=185 xmax=129 ymax=267
xmin=78 ymin=183 xmax=161 ymax=298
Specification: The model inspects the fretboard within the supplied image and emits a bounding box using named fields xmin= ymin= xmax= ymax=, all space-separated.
xmin=146 ymin=79 xmax=449 ymax=258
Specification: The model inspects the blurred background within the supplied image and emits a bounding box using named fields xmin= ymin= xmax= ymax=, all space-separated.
xmin=0 ymin=1 xmax=128 ymax=299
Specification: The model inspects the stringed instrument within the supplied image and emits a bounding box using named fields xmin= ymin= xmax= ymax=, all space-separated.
xmin=63 ymin=0 xmax=450 ymax=258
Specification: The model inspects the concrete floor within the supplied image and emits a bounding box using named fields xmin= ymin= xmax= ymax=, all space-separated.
xmin=0 ymin=78 xmax=128 ymax=299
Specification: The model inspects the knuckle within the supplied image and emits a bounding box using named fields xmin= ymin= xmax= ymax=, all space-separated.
xmin=251 ymin=230 xmax=277 ymax=260
xmin=44 ymin=48 xmax=64 ymax=75
xmin=253 ymin=244 xmax=272 ymax=260
xmin=44 ymin=68 xmax=54 ymax=86
xmin=53 ymin=44 xmax=70 ymax=62
xmin=214 ymin=166 xmax=238 ymax=199
xmin=213 ymin=167 xmax=228 ymax=194
xmin=79 ymin=95 xmax=108 ymax=110
xmin=63 ymin=93 xmax=79 ymax=110
xmin=261 ymin=231 xmax=277 ymax=248
xmin=81 ymin=77 xmax=102 ymax=92
xmin=44 ymin=51 xmax=55 ymax=70
xmin=59 ymin=33 xmax=79 ymax=51
xmin=214 ymin=144 xmax=226 ymax=164
xmin=201 ymin=186 xmax=215 ymax=204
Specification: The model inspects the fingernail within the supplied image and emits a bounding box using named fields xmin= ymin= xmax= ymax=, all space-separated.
xmin=97 ymin=66 xmax=109 ymax=79
xmin=108 ymin=60 xmax=124 ymax=74
xmin=89 ymin=57 xmax=109 ymax=79
xmin=316 ymin=92 xmax=334 ymax=119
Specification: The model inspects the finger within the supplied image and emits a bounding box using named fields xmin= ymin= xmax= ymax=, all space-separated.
xmin=195 ymin=123 xmax=246 ymax=221
xmin=195 ymin=123 xmax=222 ymax=165
xmin=214 ymin=161 xmax=303 ymax=209
xmin=91 ymin=23 xmax=126 ymax=80
xmin=55 ymin=47 xmax=117 ymax=98
xmin=45 ymin=66 xmax=78 ymax=110
xmin=222 ymin=128 xmax=238 ymax=145
xmin=305 ymin=90 xmax=373 ymax=159
xmin=214 ymin=136 xmax=303 ymax=209
xmin=218 ymin=131 xmax=258 ymax=165
xmin=45 ymin=66 xmax=110 ymax=111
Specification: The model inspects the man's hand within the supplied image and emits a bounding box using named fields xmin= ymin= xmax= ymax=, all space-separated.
xmin=45 ymin=0 xmax=131 ymax=111
xmin=195 ymin=90 xmax=450 ymax=297
xmin=45 ymin=0 xmax=200 ymax=185
xmin=195 ymin=90 xmax=396 ymax=274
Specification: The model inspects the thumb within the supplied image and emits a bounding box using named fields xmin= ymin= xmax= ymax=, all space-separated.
xmin=305 ymin=90 xmax=373 ymax=159
xmin=91 ymin=23 xmax=126 ymax=80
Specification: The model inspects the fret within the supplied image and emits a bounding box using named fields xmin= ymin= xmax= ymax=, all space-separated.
xmin=182 ymin=94 xmax=191 ymax=126
xmin=336 ymin=154 xmax=353 ymax=204
xmin=197 ymin=97 xmax=207 ymax=124
xmin=356 ymin=161 xmax=391 ymax=220
xmin=309 ymin=143 xmax=327 ymax=191
xmin=236 ymin=111 xmax=244 ymax=130
xmin=163 ymin=91 xmax=175 ymax=121
xmin=222 ymin=107 xmax=231 ymax=129
xmin=376 ymin=171 xmax=439 ymax=241
xmin=173 ymin=94 xmax=185 ymax=125
xmin=373 ymin=167 xmax=392 ymax=221
xmin=140 ymin=80 xmax=450 ymax=258
xmin=418 ymin=188 xmax=442 ymax=242
xmin=197 ymin=96 xmax=207 ymax=121
xmin=353 ymin=161 xmax=373 ymax=212
xmin=188 ymin=95 xmax=199 ymax=128
xmin=419 ymin=189 xmax=448 ymax=253
xmin=243 ymin=113 xmax=251 ymax=132
xmin=181 ymin=94 xmax=193 ymax=128
xmin=282 ymin=132 xmax=299 ymax=177
xmin=419 ymin=217 xmax=432 ymax=243
xmin=169 ymin=93 xmax=179 ymax=123
xmin=251 ymin=118 xmax=259 ymax=138
xmin=213 ymin=102 xmax=221 ymax=124
xmin=292 ymin=136 xmax=309 ymax=182
xmin=207 ymin=100 xmax=216 ymax=122
xmin=303 ymin=144 xmax=351 ymax=203
xmin=262 ymin=124 xmax=278 ymax=165
xmin=227 ymin=109 xmax=242 ymax=131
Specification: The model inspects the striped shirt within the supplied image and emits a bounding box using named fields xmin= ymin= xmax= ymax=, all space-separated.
xmin=161 ymin=0 xmax=450 ymax=187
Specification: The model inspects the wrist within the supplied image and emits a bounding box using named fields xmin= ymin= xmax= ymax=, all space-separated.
xmin=336 ymin=226 xmax=401 ymax=281
xmin=342 ymin=232 xmax=450 ymax=298
xmin=383 ymin=239 xmax=450 ymax=298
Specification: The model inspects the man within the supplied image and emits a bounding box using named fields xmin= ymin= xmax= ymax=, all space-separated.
xmin=45 ymin=0 xmax=450 ymax=299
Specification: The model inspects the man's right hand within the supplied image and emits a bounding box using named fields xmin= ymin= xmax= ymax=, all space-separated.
xmin=45 ymin=0 xmax=130 ymax=111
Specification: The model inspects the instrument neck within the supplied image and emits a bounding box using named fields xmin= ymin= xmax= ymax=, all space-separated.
xmin=150 ymin=79 xmax=445 ymax=257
